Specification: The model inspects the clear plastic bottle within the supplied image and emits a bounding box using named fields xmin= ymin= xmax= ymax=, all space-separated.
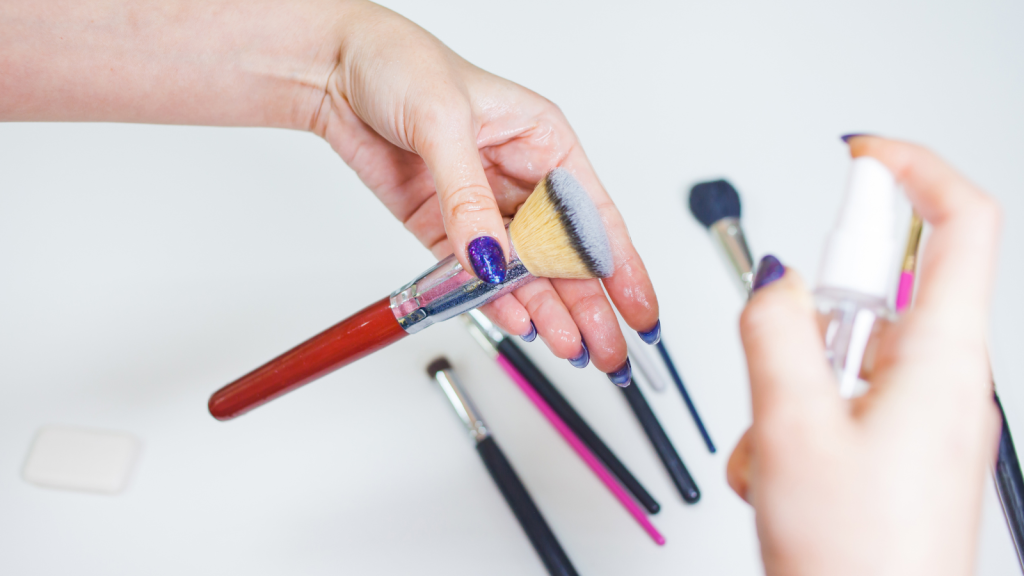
xmin=815 ymin=157 xmax=899 ymax=398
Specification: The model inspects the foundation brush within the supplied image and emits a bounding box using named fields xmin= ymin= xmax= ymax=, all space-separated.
xmin=209 ymin=169 xmax=613 ymax=420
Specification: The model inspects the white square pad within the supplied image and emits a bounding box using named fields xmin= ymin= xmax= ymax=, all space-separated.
xmin=22 ymin=426 xmax=140 ymax=494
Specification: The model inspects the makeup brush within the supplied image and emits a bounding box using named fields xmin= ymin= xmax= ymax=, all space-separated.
xmin=209 ymin=169 xmax=613 ymax=420
xmin=895 ymin=212 xmax=924 ymax=312
xmin=464 ymin=310 xmax=662 ymax=516
xmin=428 ymin=358 xmax=580 ymax=576
xmin=688 ymin=179 xmax=755 ymax=293
xmin=622 ymin=369 xmax=700 ymax=503
xmin=679 ymin=178 xmax=764 ymax=453
xmin=994 ymin=394 xmax=1024 ymax=568
xmin=895 ymin=213 xmax=1024 ymax=567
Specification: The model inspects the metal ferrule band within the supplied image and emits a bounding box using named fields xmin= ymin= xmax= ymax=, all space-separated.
xmin=710 ymin=217 xmax=755 ymax=294
xmin=390 ymin=241 xmax=536 ymax=335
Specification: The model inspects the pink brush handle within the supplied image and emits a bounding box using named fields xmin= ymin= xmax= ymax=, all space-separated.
xmin=896 ymin=271 xmax=915 ymax=313
xmin=496 ymin=354 xmax=666 ymax=546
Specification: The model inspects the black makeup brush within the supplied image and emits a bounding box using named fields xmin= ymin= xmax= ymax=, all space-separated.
xmin=428 ymin=357 xmax=579 ymax=576
xmin=463 ymin=310 xmax=662 ymax=514
xmin=994 ymin=393 xmax=1024 ymax=567
xmin=689 ymin=179 xmax=755 ymax=293
xmin=622 ymin=368 xmax=701 ymax=502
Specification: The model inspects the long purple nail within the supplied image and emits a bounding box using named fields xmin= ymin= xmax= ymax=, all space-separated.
xmin=752 ymin=255 xmax=785 ymax=291
xmin=606 ymin=358 xmax=632 ymax=387
xmin=637 ymin=320 xmax=661 ymax=345
xmin=568 ymin=338 xmax=589 ymax=369
xmin=467 ymin=236 xmax=506 ymax=284
xmin=520 ymin=321 xmax=537 ymax=343
xmin=840 ymin=133 xmax=872 ymax=143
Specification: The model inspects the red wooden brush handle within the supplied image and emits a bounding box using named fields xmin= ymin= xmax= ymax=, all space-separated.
xmin=208 ymin=296 xmax=407 ymax=420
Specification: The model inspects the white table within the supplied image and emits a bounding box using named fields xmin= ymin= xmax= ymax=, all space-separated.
xmin=2 ymin=0 xmax=1022 ymax=573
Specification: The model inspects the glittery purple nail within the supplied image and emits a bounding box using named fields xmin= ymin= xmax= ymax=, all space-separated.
xmin=467 ymin=236 xmax=506 ymax=285
xmin=606 ymin=358 xmax=632 ymax=387
xmin=752 ymin=255 xmax=785 ymax=291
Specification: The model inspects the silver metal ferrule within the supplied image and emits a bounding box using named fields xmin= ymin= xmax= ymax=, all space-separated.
xmin=710 ymin=217 xmax=755 ymax=294
xmin=461 ymin=309 xmax=506 ymax=356
xmin=390 ymin=237 xmax=535 ymax=335
xmin=432 ymin=366 xmax=489 ymax=442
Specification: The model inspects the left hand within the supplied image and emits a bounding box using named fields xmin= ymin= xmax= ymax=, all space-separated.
xmin=314 ymin=1 xmax=659 ymax=377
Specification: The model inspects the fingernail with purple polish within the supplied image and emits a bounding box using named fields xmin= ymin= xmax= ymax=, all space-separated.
xmin=637 ymin=320 xmax=661 ymax=345
xmin=467 ymin=236 xmax=507 ymax=285
xmin=568 ymin=338 xmax=589 ymax=369
xmin=752 ymin=254 xmax=785 ymax=291
xmin=840 ymin=133 xmax=872 ymax=143
xmin=520 ymin=321 xmax=537 ymax=343
xmin=607 ymin=358 xmax=632 ymax=387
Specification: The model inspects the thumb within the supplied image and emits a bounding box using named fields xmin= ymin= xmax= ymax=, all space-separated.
xmin=741 ymin=255 xmax=844 ymax=428
xmin=418 ymin=115 xmax=509 ymax=284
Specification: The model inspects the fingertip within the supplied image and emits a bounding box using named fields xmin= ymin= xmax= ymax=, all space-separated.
xmin=520 ymin=321 xmax=537 ymax=343
xmin=726 ymin=430 xmax=753 ymax=504
xmin=568 ymin=338 xmax=589 ymax=368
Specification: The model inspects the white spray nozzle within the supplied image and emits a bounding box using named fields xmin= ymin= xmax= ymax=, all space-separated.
xmin=817 ymin=157 xmax=900 ymax=299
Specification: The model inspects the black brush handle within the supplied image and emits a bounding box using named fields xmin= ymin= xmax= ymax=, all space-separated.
xmin=994 ymin=393 xmax=1024 ymax=568
xmin=621 ymin=373 xmax=701 ymax=503
xmin=656 ymin=340 xmax=716 ymax=453
xmin=476 ymin=436 xmax=579 ymax=576
xmin=497 ymin=338 xmax=661 ymax=514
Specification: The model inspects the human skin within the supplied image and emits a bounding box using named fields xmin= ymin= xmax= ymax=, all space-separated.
xmin=0 ymin=0 xmax=658 ymax=376
xmin=727 ymin=136 xmax=1002 ymax=576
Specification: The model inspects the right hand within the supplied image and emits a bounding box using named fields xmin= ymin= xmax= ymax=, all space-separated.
xmin=727 ymin=136 xmax=1002 ymax=576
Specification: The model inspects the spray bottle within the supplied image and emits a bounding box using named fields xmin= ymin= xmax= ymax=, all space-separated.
xmin=815 ymin=157 xmax=900 ymax=397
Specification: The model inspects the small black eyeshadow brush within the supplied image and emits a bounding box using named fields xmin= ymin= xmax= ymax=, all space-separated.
xmin=428 ymin=357 xmax=579 ymax=576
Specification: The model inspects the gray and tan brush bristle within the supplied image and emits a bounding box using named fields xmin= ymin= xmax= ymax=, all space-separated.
xmin=509 ymin=168 xmax=613 ymax=280
xmin=688 ymin=179 xmax=741 ymax=228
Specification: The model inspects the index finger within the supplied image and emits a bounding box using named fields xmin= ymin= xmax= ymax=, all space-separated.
xmin=847 ymin=136 xmax=1001 ymax=341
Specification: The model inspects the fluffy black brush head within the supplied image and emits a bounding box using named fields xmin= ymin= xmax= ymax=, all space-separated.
xmin=688 ymin=179 xmax=741 ymax=228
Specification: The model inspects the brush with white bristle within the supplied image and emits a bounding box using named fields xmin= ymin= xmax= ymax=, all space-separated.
xmin=209 ymin=169 xmax=613 ymax=421
xmin=511 ymin=168 xmax=613 ymax=280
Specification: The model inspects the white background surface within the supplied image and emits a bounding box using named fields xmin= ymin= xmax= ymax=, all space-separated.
xmin=1 ymin=0 xmax=1022 ymax=573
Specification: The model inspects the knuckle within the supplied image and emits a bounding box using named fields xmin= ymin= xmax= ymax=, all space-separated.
xmin=524 ymin=289 xmax=562 ymax=319
xmin=444 ymin=185 xmax=499 ymax=224
xmin=972 ymin=194 xmax=1002 ymax=232
xmin=568 ymin=291 xmax=607 ymax=320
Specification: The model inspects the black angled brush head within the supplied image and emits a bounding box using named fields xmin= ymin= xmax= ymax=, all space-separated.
xmin=426 ymin=357 xmax=452 ymax=378
xmin=688 ymin=179 xmax=741 ymax=228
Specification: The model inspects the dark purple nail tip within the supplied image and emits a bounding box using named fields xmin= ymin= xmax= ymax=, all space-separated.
xmin=752 ymin=254 xmax=785 ymax=291
xmin=607 ymin=358 xmax=632 ymax=387
xmin=568 ymin=338 xmax=589 ymax=369
xmin=637 ymin=320 xmax=661 ymax=345
xmin=840 ymin=133 xmax=872 ymax=143
xmin=467 ymin=236 xmax=507 ymax=285
xmin=520 ymin=321 xmax=537 ymax=343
